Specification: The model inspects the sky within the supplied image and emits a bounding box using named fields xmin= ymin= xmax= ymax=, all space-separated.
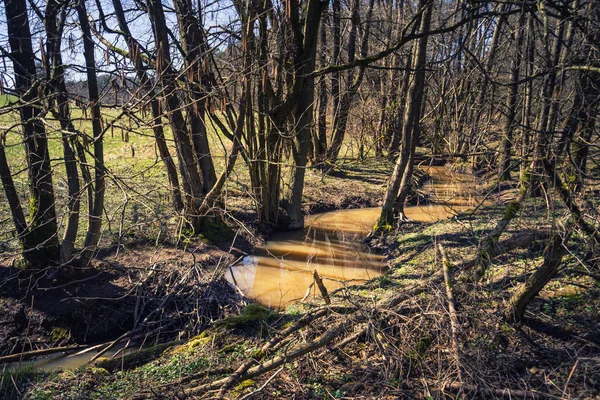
xmin=0 ymin=0 xmax=239 ymax=87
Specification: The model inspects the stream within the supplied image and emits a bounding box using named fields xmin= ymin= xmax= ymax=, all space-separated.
xmin=226 ymin=165 xmax=483 ymax=309
xmin=10 ymin=166 xmax=482 ymax=371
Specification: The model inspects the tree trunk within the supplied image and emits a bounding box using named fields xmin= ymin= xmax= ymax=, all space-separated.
xmin=330 ymin=0 xmax=341 ymax=139
xmin=110 ymin=0 xmax=184 ymax=212
xmin=378 ymin=0 xmax=433 ymax=227
xmin=285 ymin=0 xmax=328 ymax=228
xmin=146 ymin=0 xmax=205 ymax=226
xmin=173 ymin=0 xmax=217 ymax=194
xmin=388 ymin=46 xmax=413 ymax=157
xmin=77 ymin=0 xmax=106 ymax=265
xmin=0 ymin=141 xmax=27 ymax=241
xmin=497 ymin=9 xmax=525 ymax=181
xmin=315 ymin=13 xmax=329 ymax=164
xmin=505 ymin=230 xmax=570 ymax=324
xmin=4 ymin=0 xmax=60 ymax=266
xmin=325 ymin=0 xmax=375 ymax=169
xmin=45 ymin=0 xmax=81 ymax=264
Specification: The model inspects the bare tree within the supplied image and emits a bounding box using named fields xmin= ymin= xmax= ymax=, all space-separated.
xmin=2 ymin=0 xmax=60 ymax=266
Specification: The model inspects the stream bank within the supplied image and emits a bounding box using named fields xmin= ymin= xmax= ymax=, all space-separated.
xmin=0 ymin=158 xmax=393 ymax=395
xmin=16 ymin=190 xmax=600 ymax=400
xmin=4 ymin=159 xmax=598 ymax=399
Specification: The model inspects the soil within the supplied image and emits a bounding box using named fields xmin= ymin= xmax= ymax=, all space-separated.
xmin=5 ymin=159 xmax=596 ymax=400
xmin=0 ymin=242 xmax=243 ymax=357
xmin=0 ymin=159 xmax=392 ymax=361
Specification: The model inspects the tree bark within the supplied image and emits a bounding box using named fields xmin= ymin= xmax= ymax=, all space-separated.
xmin=315 ymin=13 xmax=329 ymax=164
xmin=285 ymin=0 xmax=328 ymax=228
xmin=4 ymin=0 xmax=60 ymax=266
xmin=378 ymin=0 xmax=433 ymax=227
xmin=146 ymin=0 xmax=205 ymax=226
xmin=173 ymin=0 xmax=217 ymax=194
xmin=76 ymin=0 xmax=106 ymax=265
xmin=497 ymin=9 xmax=525 ymax=181
xmin=45 ymin=0 xmax=81 ymax=264
xmin=110 ymin=0 xmax=184 ymax=212
xmin=505 ymin=230 xmax=570 ymax=324
xmin=325 ymin=0 xmax=375 ymax=169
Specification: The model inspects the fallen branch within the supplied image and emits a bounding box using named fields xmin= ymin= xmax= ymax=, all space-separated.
xmin=313 ymin=270 xmax=330 ymax=304
xmin=182 ymin=319 xmax=353 ymax=397
xmin=238 ymin=366 xmax=285 ymax=400
xmin=216 ymin=308 xmax=331 ymax=395
xmin=89 ymin=330 xmax=135 ymax=363
xmin=438 ymin=243 xmax=464 ymax=393
xmin=437 ymin=382 xmax=563 ymax=399
xmin=0 ymin=345 xmax=87 ymax=364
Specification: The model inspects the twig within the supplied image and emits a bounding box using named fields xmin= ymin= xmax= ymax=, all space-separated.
xmin=562 ymin=359 xmax=578 ymax=397
xmin=217 ymin=308 xmax=330 ymax=395
xmin=228 ymin=266 xmax=247 ymax=298
xmin=0 ymin=345 xmax=87 ymax=364
xmin=183 ymin=319 xmax=352 ymax=397
xmin=438 ymin=243 xmax=464 ymax=393
xmin=89 ymin=330 xmax=134 ymax=363
xmin=313 ymin=270 xmax=330 ymax=304
xmin=238 ymin=366 xmax=285 ymax=400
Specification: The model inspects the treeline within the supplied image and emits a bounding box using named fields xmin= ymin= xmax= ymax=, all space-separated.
xmin=0 ymin=0 xmax=598 ymax=284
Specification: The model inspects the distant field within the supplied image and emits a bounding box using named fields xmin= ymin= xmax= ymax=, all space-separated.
xmin=0 ymin=101 xmax=380 ymax=251
xmin=0 ymin=105 xmax=237 ymax=250
xmin=0 ymin=94 xmax=17 ymax=107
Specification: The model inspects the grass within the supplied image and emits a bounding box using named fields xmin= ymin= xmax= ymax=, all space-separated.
xmin=0 ymin=102 xmax=385 ymax=253
xmin=0 ymin=94 xmax=17 ymax=107
xmin=9 ymin=194 xmax=600 ymax=399
xmin=0 ymin=105 xmax=242 ymax=250
xmin=1 ymin=363 xmax=44 ymax=400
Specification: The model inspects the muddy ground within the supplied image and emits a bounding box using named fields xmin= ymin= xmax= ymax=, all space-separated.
xmin=2 ymin=158 xmax=598 ymax=399
xmin=0 ymin=158 xmax=392 ymax=363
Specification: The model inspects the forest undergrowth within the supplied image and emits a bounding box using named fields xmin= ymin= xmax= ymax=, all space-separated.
xmin=3 ymin=163 xmax=598 ymax=400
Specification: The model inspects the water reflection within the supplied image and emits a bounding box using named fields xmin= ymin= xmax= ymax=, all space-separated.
xmin=227 ymin=166 xmax=483 ymax=309
xmin=9 ymin=344 xmax=131 ymax=372
xmin=228 ymin=208 xmax=385 ymax=309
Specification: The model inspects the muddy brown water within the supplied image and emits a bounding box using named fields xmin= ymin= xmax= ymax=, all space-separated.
xmin=227 ymin=166 xmax=483 ymax=309
xmin=12 ymin=166 xmax=481 ymax=371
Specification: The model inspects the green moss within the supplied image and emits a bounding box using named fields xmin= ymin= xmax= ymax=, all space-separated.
xmin=51 ymin=327 xmax=70 ymax=342
xmin=232 ymin=379 xmax=256 ymax=395
xmin=28 ymin=192 xmax=39 ymax=226
xmin=197 ymin=218 xmax=233 ymax=243
xmin=172 ymin=335 xmax=213 ymax=355
xmin=216 ymin=304 xmax=277 ymax=329
xmin=502 ymin=201 xmax=521 ymax=221
xmin=518 ymin=167 xmax=531 ymax=196
xmin=373 ymin=219 xmax=393 ymax=233
xmin=88 ymin=367 xmax=110 ymax=376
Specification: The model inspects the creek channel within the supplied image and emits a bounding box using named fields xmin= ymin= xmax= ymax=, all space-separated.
xmin=10 ymin=166 xmax=482 ymax=372
xmin=226 ymin=165 xmax=484 ymax=309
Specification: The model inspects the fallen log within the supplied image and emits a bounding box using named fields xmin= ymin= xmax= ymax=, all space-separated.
xmin=436 ymin=382 xmax=563 ymax=399
xmin=183 ymin=319 xmax=353 ymax=397
xmin=0 ymin=345 xmax=87 ymax=364
xmin=438 ymin=243 xmax=464 ymax=393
